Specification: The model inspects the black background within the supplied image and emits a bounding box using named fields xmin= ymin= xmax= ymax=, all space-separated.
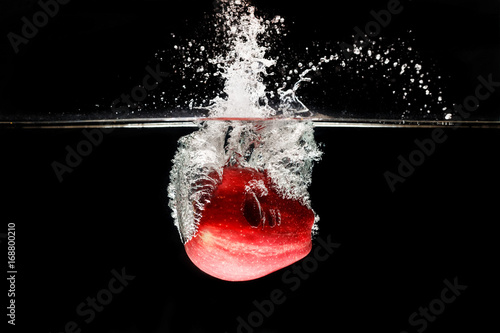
xmin=1 ymin=1 xmax=500 ymax=332
xmin=0 ymin=0 xmax=499 ymax=118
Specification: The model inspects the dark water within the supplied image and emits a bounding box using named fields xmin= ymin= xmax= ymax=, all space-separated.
xmin=2 ymin=127 xmax=499 ymax=332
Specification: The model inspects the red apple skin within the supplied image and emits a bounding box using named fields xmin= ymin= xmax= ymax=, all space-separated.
xmin=184 ymin=166 xmax=315 ymax=281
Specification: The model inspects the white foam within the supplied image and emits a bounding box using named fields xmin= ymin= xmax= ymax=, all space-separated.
xmin=168 ymin=120 xmax=322 ymax=242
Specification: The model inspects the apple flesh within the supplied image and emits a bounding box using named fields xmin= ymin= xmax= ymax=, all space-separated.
xmin=184 ymin=166 xmax=315 ymax=281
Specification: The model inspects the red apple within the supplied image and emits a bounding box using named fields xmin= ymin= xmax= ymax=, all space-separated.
xmin=184 ymin=166 xmax=315 ymax=281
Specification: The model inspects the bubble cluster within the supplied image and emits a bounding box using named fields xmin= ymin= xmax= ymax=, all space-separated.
xmin=168 ymin=120 xmax=322 ymax=242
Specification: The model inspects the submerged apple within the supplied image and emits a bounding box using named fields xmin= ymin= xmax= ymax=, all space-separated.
xmin=185 ymin=166 xmax=315 ymax=281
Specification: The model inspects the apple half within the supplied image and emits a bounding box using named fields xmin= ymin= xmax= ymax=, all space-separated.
xmin=184 ymin=166 xmax=315 ymax=281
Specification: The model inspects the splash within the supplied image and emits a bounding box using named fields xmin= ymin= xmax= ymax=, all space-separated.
xmin=144 ymin=2 xmax=448 ymax=120
xmin=167 ymin=0 xmax=322 ymax=281
xmin=207 ymin=1 xmax=274 ymax=118
xmin=166 ymin=0 xmax=449 ymax=281
xmin=168 ymin=120 xmax=322 ymax=243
